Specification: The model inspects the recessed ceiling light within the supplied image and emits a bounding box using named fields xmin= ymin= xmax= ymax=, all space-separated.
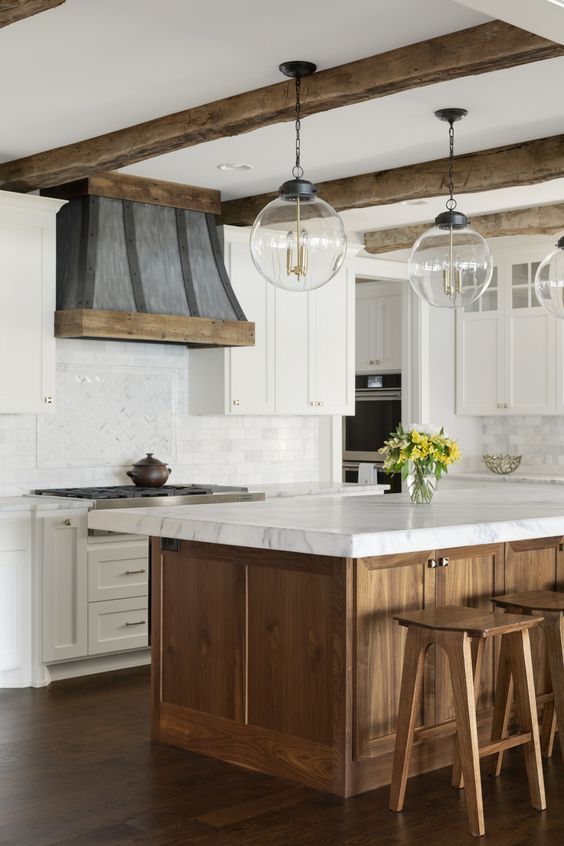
xmin=401 ymin=199 xmax=427 ymax=206
xmin=547 ymin=0 xmax=564 ymax=7
xmin=216 ymin=162 xmax=253 ymax=172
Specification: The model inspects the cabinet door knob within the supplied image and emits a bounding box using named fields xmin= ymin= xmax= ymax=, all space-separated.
xmin=496 ymin=403 xmax=503 ymax=409
xmin=428 ymin=559 xmax=437 ymax=568
xmin=44 ymin=396 xmax=54 ymax=405
xmin=233 ymin=399 xmax=240 ymax=406
xmin=64 ymin=518 xmax=72 ymax=526
xmin=369 ymin=359 xmax=381 ymax=365
xmin=503 ymin=403 xmax=509 ymax=409
xmin=318 ymin=401 xmax=324 ymax=407
xmin=438 ymin=557 xmax=449 ymax=567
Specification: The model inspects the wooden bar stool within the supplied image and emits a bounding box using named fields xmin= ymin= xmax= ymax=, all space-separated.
xmin=490 ymin=590 xmax=564 ymax=771
xmin=389 ymin=606 xmax=546 ymax=837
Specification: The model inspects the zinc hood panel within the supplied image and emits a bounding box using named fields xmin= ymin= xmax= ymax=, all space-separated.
xmin=47 ymin=174 xmax=254 ymax=348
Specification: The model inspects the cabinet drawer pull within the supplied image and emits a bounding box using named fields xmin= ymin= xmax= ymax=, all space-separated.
xmin=125 ymin=569 xmax=147 ymax=575
xmin=428 ymin=559 xmax=437 ymax=568
xmin=369 ymin=359 xmax=381 ymax=365
xmin=438 ymin=557 xmax=449 ymax=567
xmin=125 ymin=620 xmax=146 ymax=627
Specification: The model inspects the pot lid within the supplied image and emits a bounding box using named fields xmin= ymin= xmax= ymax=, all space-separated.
xmin=131 ymin=453 xmax=168 ymax=467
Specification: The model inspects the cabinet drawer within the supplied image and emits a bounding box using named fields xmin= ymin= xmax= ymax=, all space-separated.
xmin=87 ymin=541 xmax=148 ymax=601
xmin=88 ymin=597 xmax=148 ymax=655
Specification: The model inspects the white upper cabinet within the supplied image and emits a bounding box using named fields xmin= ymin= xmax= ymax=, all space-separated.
xmin=355 ymin=281 xmax=402 ymax=373
xmin=0 ymin=192 xmax=65 ymax=413
xmin=190 ymin=227 xmax=354 ymax=415
xmin=456 ymin=243 xmax=557 ymax=416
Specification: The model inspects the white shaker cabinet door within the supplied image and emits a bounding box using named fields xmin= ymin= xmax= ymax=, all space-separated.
xmin=0 ymin=514 xmax=32 ymax=687
xmin=42 ymin=512 xmax=88 ymax=663
xmin=376 ymin=294 xmax=402 ymax=372
xmin=275 ymin=284 xmax=311 ymax=414
xmin=0 ymin=193 xmax=64 ymax=413
xmin=456 ymin=311 xmax=504 ymax=415
xmin=308 ymin=262 xmax=355 ymax=415
xmin=227 ymin=240 xmax=276 ymax=414
xmin=506 ymin=311 xmax=555 ymax=414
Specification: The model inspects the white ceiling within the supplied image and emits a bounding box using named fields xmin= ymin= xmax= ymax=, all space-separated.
xmin=3 ymin=0 xmax=564 ymax=244
xmin=454 ymin=0 xmax=564 ymax=45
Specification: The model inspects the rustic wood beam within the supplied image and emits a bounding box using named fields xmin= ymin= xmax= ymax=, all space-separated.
xmin=41 ymin=172 xmax=221 ymax=215
xmin=0 ymin=20 xmax=562 ymax=192
xmin=364 ymin=203 xmax=564 ymax=254
xmin=222 ymin=134 xmax=564 ymax=226
xmin=0 ymin=0 xmax=64 ymax=28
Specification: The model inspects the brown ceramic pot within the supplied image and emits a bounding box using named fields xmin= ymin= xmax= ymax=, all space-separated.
xmin=126 ymin=453 xmax=171 ymax=487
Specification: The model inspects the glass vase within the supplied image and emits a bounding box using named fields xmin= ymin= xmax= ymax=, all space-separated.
xmin=407 ymin=465 xmax=437 ymax=504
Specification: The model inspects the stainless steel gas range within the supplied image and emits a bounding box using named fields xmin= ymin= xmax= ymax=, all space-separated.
xmin=34 ymin=484 xmax=265 ymax=509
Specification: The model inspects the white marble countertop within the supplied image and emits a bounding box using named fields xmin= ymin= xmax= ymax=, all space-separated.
xmin=450 ymin=471 xmax=564 ymax=485
xmin=247 ymin=481 xmax=388 ymax=498
xmin=0 ymin=495 xmax=93 ymax=512
xmin=88 ymin=484 xmax=564 ymax=559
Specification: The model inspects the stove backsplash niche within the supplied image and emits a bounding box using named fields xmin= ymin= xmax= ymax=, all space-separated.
xmin=0 ymin=340 xmax=318 ymax=497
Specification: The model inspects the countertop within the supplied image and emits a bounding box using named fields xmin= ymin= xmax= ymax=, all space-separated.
xmin=88 ymin=483 xmax=564 ymax=558
xmin=0 ymin=495 xmax=93 ymax=512
xmin=448 ymin=472 xmax=564 ymax=485
xmin=247 ymin=481 xmax=388 ymax=497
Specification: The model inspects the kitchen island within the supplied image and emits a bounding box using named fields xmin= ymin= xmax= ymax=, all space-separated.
xmin=89 ymin=486 xmax=564 ymax=797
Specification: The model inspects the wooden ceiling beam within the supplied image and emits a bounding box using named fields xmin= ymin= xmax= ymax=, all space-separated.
xmin=364 ymin=203 xmax=564 ymax=254
xmin=0 ymin=20 xmax=562 ymax=192
xmin=222 ymin=134 xmax=564 ymax=226
xmin=0 ymin=0 xmax=64 ymax=28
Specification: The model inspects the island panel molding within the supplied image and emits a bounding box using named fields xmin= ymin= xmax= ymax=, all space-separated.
xmin=0 ymin=0 xmax=64 ymax=28
xmin=364 ymin=203 xmax=564 ymax=254
xmin=147 ymin=535 xmax=564 ymax=796
xmin=0 ymin=21 xmax=562 ymax=191
xmin=222 ymin=134 xmax=564 ymax=225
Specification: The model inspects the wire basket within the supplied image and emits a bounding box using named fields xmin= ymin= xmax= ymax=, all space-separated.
xmin=482 ymin=454 xmax=522 ymax=475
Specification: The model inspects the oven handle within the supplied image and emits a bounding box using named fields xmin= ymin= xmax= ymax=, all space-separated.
xmin=355 ymin=390 xmax=401 ymax=401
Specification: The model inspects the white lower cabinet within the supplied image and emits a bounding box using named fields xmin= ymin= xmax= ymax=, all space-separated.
xmin=456 ymin=243 xmax=559 ymax=416
xmin=42 ymin=512 xmax=88 ymax=663
xmin=42 ymin=518 xmax=149 ymax=666
xmin=189 ymin=227 xmax=354 ymax=415
xmin=88 ymin=597 xmax=148 ymax=656
xmin=0 ymin=513 xmax=32 ymax=686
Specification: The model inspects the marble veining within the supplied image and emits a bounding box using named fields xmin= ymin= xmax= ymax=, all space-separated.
xmin=88 ymin=484 xmax=564 ymax=558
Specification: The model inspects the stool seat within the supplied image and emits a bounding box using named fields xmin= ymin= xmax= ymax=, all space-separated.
xmin=394 ymin=605 xmax=543 ymax=637
xmin=492 ymin=590 xmax=564 ymax=613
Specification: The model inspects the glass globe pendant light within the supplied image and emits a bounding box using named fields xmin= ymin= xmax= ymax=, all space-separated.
xmin=534 ymin=237 xmax=564 ymax=318
xmin=250 ymin=61 xmax=347 ymax=292
xmin=408 ymin=108 xmax=493 ymax=309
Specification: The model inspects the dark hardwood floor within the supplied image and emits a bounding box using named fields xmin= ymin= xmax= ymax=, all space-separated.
xmin=1 ymin=667 xmax=563 ymax=845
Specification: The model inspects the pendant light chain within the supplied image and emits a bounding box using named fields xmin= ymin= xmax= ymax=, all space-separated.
xmin=446 ymin=119 xmax=457 ymax=212
xmin=292 ymin=78 xmax=304 ymax=179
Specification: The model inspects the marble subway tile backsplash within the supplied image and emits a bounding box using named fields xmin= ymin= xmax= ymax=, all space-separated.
xmin=0 ymin=340 xmax=319 ymax=496
xmin=482 ymin=416 xmax=564 ymax=474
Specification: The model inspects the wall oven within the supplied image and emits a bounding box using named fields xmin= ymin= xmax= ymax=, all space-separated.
xmin=343 ymin=374 xmax=402 ymax=492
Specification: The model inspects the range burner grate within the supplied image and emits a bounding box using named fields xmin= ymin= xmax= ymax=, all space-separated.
xmin=34 ymin=485 xmax=215 ymax=500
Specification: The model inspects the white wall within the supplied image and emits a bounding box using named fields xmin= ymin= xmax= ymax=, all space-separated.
xmin=0 ymin=339 xmax=320 ymax=496
xmin=420 ymin=302 xmax=482 ymax=468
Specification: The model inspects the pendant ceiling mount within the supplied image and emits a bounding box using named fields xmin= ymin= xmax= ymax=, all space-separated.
xmin=407 ymin=106 xmax=493 ymax=309
xmin=249 ymin=60 xmax=346 ymax=293
xmin=279 ymin=60 xmax=317 ymax=79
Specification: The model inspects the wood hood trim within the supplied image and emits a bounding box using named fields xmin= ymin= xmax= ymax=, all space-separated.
xmin=54 ymin=309 xmax=255 ymax=348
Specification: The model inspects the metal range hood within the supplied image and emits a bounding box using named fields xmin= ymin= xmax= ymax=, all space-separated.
xmin=42 ymin=173 xmax=254 ymax=347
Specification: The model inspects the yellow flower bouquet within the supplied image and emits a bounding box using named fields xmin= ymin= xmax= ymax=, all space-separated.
xmin=381 ymin=424 xmax=461 ymax=503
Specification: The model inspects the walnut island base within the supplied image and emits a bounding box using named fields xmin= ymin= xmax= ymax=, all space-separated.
xmin=149 ymin=534 xmax=564 ymax=798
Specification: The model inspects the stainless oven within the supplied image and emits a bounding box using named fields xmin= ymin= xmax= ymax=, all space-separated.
xmin=343 ymin=374 xmax=402 ymax=492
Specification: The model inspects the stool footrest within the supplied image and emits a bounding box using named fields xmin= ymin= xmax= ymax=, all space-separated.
xmin=479 ymin=732 xmax=532 ymax=759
